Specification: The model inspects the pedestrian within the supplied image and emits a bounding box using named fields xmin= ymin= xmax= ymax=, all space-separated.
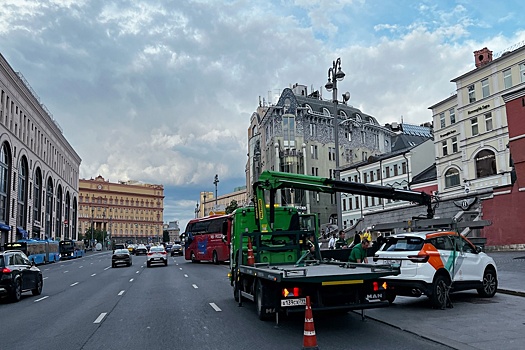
xmin=328 ymin=233 xmax=336 ymax=250
xmin=360 ymin=230 xmax=372 ymax=243
xmin=348 ymin=238 xmax=370 ymax=263
xmin=335 ymin=230 xmax=347 ymax=249
xmin=349 ymin=231 xmax=361 ymax=249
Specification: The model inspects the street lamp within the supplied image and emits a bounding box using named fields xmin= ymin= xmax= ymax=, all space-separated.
xmin=325 ymin=57 xmax=345 ymax=229
xmin=213 ymin=174 xmax=219 ymax=211
xmin=90 ymin=207 xmax=94 ymax=250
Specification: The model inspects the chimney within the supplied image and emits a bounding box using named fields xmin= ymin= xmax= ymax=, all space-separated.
xmin=474 ymin=47 xmax=493 ymax=68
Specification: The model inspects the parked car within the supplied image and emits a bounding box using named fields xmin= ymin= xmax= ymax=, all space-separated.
xmin=127 ymin=244 xmax=136 ymax=254
xmin=170 ymin=243 xmax=183 ymax=256
xmin=373 ymin=231 xmax=498 ymax=309
xmin=112 ymin=249 xmax=133 ymax=268
xmin=0 ymin=250 xmax=43 ymax=302
xmin=135 ymin=244 xmax=148 ymax=255
xmin=147 ymin=246 xmax=168 ymax=267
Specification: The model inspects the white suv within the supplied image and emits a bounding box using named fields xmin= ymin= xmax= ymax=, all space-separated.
xmin=373 ymin=231 xmax=497 ymax=309
xmin=147 ymin=246 xmax=168 ymax=267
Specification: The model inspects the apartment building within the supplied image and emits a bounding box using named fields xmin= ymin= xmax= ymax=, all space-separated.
xmin=0 ymin=53 xmax=81 ymax=246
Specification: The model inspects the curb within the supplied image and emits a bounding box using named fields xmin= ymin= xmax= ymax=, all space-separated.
xmin=497 ymin=288 xmax=525 ymax=298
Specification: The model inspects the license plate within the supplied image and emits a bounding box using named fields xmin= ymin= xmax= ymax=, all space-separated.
xmin=386 ymin=259 xmax=401 ymax=266
xmin=281 ymin=298 xmax=306 ymax=307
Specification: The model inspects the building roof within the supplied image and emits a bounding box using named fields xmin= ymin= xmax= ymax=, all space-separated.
xmin=410 ymin=163 xmax=437 ymax=185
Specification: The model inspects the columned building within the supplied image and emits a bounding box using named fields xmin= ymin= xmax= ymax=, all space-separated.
xmin=79 ymin=176 xmax=164 ymax=245
xmin=0 ymin=53 xmax=80 ymax=246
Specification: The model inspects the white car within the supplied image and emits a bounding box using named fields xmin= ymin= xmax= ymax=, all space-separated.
xmin=373 ymin=231 xmax=498 ymax=309
xmin=147 ymin=246 xmax=168 ymax=267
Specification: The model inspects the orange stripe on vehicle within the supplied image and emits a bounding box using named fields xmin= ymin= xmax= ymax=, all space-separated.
xmin=421 ymin=243 xmax=443 ymax=270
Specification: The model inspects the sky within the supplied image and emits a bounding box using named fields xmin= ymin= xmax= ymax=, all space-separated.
xmin=1 ymin=0 xmax=524 ymax=232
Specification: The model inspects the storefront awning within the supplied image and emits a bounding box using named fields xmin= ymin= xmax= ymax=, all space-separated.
xmin=17 ymin=226 xmax=28 ymax=239
xmin=0 ymin=223 xmax=11 ymax=232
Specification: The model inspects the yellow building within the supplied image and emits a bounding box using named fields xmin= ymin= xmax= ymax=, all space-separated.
xmin=79 ymin=175 xmax=164 ymax=245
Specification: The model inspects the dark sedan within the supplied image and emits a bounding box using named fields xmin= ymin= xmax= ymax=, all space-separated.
xmin=170 ymin=243 xmax=183 ymax=256
xmin=135 ymin=244 xmax=148 ymax=256
xmin=112 ymin=249 xmax=133 ymax=267
xmin=0 ymin=250 xmax=43 ymax=302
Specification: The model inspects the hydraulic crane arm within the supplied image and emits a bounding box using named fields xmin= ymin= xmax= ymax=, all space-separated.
xmin=253 ymin=171 xmax=433 ymax=231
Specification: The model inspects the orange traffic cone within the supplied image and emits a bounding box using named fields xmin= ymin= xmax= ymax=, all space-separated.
xmin=247 ymin=237 xmax=255 ymax=266
xmin=302 ymin=296 xmax=319 ymax=350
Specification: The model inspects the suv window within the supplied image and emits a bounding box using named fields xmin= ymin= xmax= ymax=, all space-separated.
xmin=383 ymin=237 xmax=424 ymax=251
xmin=14 ymin=253 xmax=25 ymax=265
xmin=428 ymin=236 xmax=454 ymax=250
xmin=0 ymin=255 xmax=4 ymax=267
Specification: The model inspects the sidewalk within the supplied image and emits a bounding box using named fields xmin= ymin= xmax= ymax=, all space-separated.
xmin=363 ymin=250 xmax=525 ymax=350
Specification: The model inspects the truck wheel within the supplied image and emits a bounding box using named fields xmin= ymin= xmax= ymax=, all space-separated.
xmin=386 ymin=290 xmax=396 ymax=304
xmin=477 ymin=267 xmax=497 ymax=297
xmin=256 ymin=279 xmax=274 ymax=321
xmin=232 ymin=270 xmax=240 ymax=302
xmin=190 ymin=251 xmax=199 ymax=263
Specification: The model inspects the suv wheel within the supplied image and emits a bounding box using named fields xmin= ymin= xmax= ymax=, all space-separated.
xmin=477 ymin=268 xmax=497 ymax=297
xmin=430 ymin=274 xmax=450 ymax=309
xmin=32 ymin=276 xmax=43 ymax=296
xmin=11 ymin=279 xmax=22 ymax=302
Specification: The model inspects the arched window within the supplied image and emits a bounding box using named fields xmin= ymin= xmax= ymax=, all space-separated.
xmin=45 ymin=178 xmax=54 ymax=239
xmin=0 ymin=143 xmax=11 ymax=224
xmin=17 ymin=157 xmax=28 ymax=236
xmin=444 ymin=168 xmax=460 ymax=188
xmin=33 ymin=168 xmax=42 ymax=238
xmin=475 ymin=150 xmax=497 ymax=178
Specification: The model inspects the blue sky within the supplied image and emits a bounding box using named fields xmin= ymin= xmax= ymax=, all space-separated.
xmin=0 ymin=0 xmax=524 ymax=231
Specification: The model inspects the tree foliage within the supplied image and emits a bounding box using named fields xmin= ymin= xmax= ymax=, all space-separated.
xmin=225 ymin=200 xmax=239 ymax=214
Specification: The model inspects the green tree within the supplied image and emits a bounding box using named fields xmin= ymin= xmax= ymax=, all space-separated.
xmin=225 ymin=200 xmax=239 ymax=214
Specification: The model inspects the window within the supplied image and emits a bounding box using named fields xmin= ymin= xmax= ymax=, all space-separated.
xmin=503 ymin=68 xmax=512 ymax=89
xmin=394 ymin=164 xmax=398 ymax=176
xmin=401 ymin=162 xmax=407 ymax=174
xmin=310 ymin=145 xmax=318 ymax=159
xmin=451 ymin=137 xmax=458 ymax=153
xmin=309 ymin=123 xmax=317 ymax=137
xmin=475 ymin=150 xmax=497 ymax=178
xmin=468 ymin=84 xmax=476 ymax=103
xmin=444 ymin=168 xmax=460 ymax=188
xmin=471 ymin=117 xmax=479 ymax=136
xmin=0 ymin=143 xmax=10 ymax=222
xmin=520 ymin=63 xmax=525 ymax=83
xmin=282 ymin=114 xmax=295 ymax=147
xmin=440 ymin=112 xmax=446 ymax=128
xmin=481 ymin=78 xmax=490 ymax=98
xmin=385 ymin=166 xmax=390 ymax=178
xmin=485 ymin=112 xmax=493 ymax=131
xmin=442 ymin=141 xmax=448 ymax=156
xmin=328 ymin=147 xmax=335 ymax=161
xmin=449 ymin=108 xmax=456 ymax=124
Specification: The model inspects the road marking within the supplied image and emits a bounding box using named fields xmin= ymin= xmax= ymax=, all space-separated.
xmin=79 ymin=266 xmax=83 ymax=268
xmin=184 ymin=274 xmax=189 ymax=278
xmin=179 ymin=268 xmax=183 ymax=270
xmin=192 ymin=284 xmax=198 ymax=289
xmin=118 ymin=290 xmax=125 ymax=296
xmin=43 ymin=277 xmax=48 ymax=280
xmin=91 ymin=273 xmax=96 ymax=277
xmin=209 ymin=303 xmax=222 ymax=312
xmin=63 ymin=271 xmax=69 ymax=273
xmin=129 ymin=278 xmax=134 ymax=282
xmin=34 ymin=296 xmax=49 ymax=302
xmin=93 ymin=313 xmax=107 ymax=324
xmin=70 ymin=282 xmax=79 ymax=287
xmin=104 ymin=266 xmax=110 ymax=270
xmin=136 ymin=271 xmax=139 ymax=274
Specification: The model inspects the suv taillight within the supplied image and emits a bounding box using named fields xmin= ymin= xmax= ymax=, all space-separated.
xmin=1 ymin=267 xmax=11 ymax=273
xmin=407 ymin=254 xmax=429 ymax=263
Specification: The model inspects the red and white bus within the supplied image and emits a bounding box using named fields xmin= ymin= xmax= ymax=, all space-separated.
xmin=183 ymin=214 xmax=232 ymax=264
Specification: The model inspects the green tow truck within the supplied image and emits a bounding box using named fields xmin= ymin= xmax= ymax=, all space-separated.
xmin=229 ymin=171 xmax=433 ymax=322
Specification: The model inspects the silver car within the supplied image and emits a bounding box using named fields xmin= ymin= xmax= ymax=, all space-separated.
xmin=147 ymin=246 xmax=168 ymax=267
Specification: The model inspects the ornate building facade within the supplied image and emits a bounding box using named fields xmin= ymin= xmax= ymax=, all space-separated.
xmin=0 ymin=53 xmax=80 ymax=246
xmin=78 ymin=176 xmax=164 ymax=245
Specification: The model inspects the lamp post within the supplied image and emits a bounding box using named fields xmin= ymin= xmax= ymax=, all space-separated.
xmin=102 ymin=211 xmax=106 ymax=250
xmin=213 ymin=174 xmax=219 ymax=211
xmin=325 ymin=57 xmax=345 ymax=229
xmin=90 ymin=207 xmax=94 ymax=250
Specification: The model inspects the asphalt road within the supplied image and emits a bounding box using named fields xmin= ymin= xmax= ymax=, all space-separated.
xmin=0 ymin=251 xmax=456 ymax=350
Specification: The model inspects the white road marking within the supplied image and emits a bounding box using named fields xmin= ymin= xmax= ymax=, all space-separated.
xmin=34 ymin=296 xmax=49 ymax=302
xmin=91 ymin=273 xmax=97 ymax=277
xmin=136 ymin=271 xmax=139 ymax=274
xmin=104 ymin=266 xmax=110 ymax=270
xmin=129 ymin=278 xmax=134 ymax=282
xmin=192 ymin=284 xmax=198 ymax=289
xmin=118 ymin=290 xmax=125 ymax=296
xmin=210 ymin=303 xmax=222 ymax=312
xmin=70 ymin=282 xmax=79 ymax=287
xmin=184 ymin=274 xmax=189 ymax=278
xmin=179 ymin=268 xmax=183 ymax=270
xmin=79 ymin=266 xmax=83 ymax=268
xmin=43 ymin=277 xmax=48 ymax=280
xmin=93 ymin=313 xmax=107 ymax=324
xmin=63 ymin=271 xmax=69 ymax=273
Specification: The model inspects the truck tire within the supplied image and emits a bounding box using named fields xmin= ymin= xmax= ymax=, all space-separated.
xmin=256 ymin=279 xmax=275 ymax=321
